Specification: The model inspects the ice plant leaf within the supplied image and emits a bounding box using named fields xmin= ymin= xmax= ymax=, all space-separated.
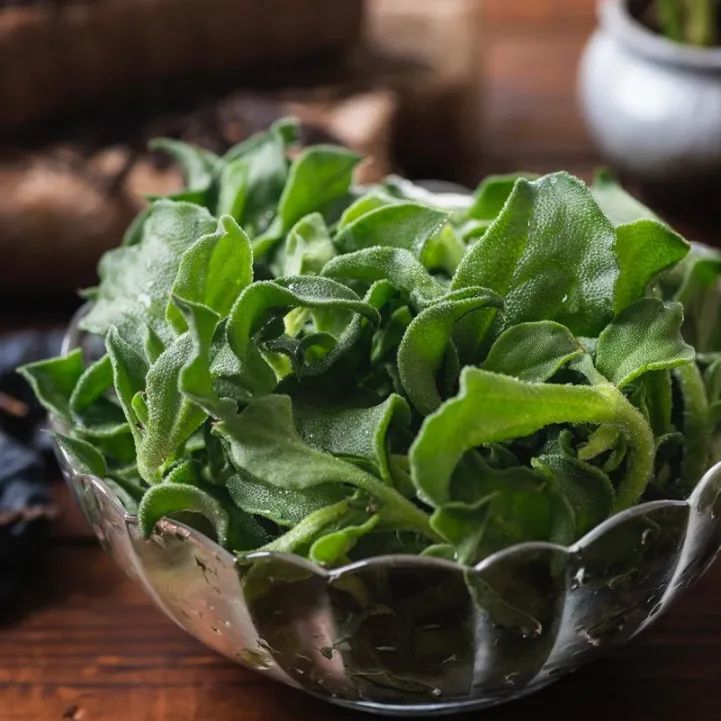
xmin=334 ymin=202 xmax=448 ymax=257
xmin=167 ymin=215 xmax=254 ymax=333
xmin=20 ymin=127 xmax=719 ymax=566
xmin=614 ymin=219 xmax=689 ymax=312
xmin=277 ymin=145 xmax=360 ymax=231
xmin=467 ymin=172 xmax=537 ymax=221
xmin=483 ymin=321 xmax=583 ymax=382
xmin=323 ymin=247 xmax=444 ymax=310
xmin=18 ymin=349 xmax=84 ymax=420
xmin=80 ymin=200 xmax=217 ymax=346
xmin=595 ymin=299 xmax=695 ymax=388
xmin=452 ymin=172 xmax=619 ymax=338
xmin=410 ymin=368 xmax=654 ymax=512
xmin=398 ymin=287 xmax=503 ymax=414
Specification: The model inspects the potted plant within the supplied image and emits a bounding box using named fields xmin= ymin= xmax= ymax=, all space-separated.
xmin=579 ymin=0 xmax=721 ymax=184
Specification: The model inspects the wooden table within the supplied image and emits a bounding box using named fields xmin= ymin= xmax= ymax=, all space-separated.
xmin=4 ymin=2 xmax=721 ymax=719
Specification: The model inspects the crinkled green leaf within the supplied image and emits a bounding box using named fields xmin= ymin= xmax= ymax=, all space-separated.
xmin=53 ymin=432 xmax=107 ymax=477
xmin=216 ymin=120 xmax=291 ymax=234
xmin=53 ymin=432 xmax=144 ymax=510
xmin=337 ymin=190 xmax=395 ymax=228
xmin=674 ymin=361 xmax=711 ymax=494
xmin=137 ymin=333 xmax=208 ymax=483
xmin=467 ymin=173 xmax=536 ymax=221
xmin=138 ymin=482 xmax=267 ymax=551
xmin=143 ymin=324 xmax=166 ymax=363
xmin=226 ymin=275 xmax=380 ymax=388
xmin=292 ymin=394 xmax=411 ymax=482
xmin=322 ymin=247 xmax=444 ymax=310
xmin=532 ymin=454 xmax=614 ymax=537
xmin=333 ymin=202 xmax=448 ymax=257
xmin=595 ymin=299 xmax=694 ymax=388
xmin=410 ymin=368 xmax=654 ymax=511
xmin=309 ymin=514 xmax=380 ymax=565
xmin=643 ymin=369 xmax=674 ymax=436
xmin=226 ymin=468 xmax=349 ymax=527
xmin=215 ymin=394 xmax=435 ymax=537
xmin=421 ymin=224 xmax=466 ymax=275
xmin=277 ymin=145 xmax=360 ymax=232
xmin=105 ymin=327 xmax=148 ymax=419
xmin=80 ymin=201 xmax=217 ymax=346
xmin=614 ymin=219 xmax=689 ymax=312
xmin=452 ymin=172 xmax=619 ymax=338
xmin=174 ymin=298 xmax=254 ymax=422
xmin=18 ymin=349 xmax=84 ymax=419
xmin=483 ymin=320 xmax=583 ymax=382
xmin=167 ymin=215 xmax=253 ymax=333
xmin=131 ymin=390 xmax=149 ymax=426
xmin=139 ymin=483 xmax=229 ymax=547
xmin=578 ymin=423 xmax=622 ymax=462
xmin=69 ymin=355 xmax=127 ymax=436
xmin=398 ymin=287 xmax=503 ymax=414
xmin=274 ymin=212 xmax=336 ymax=277
xmin=257 ymin=497 xmax=359 ymax=555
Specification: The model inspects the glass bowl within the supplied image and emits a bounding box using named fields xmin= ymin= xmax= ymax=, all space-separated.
xmin=54 ymin=310 xmax=721 ymax=716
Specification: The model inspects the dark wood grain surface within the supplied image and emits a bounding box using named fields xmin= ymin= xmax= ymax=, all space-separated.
xmin=4 ymin=1 xmax=721 ymax=719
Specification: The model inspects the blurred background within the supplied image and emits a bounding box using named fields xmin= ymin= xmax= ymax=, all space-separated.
xmin=3 ymin=0 xmax=718 ymax=317
xmin=0 ymin=0 xmax=596 ymax=317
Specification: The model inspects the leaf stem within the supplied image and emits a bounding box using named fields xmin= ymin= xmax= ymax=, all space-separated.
xmin=674 ymin=361 xmax=710 ymax=493
xmin=347 ymin=467 xmax=441 ymax=541
xmin=258 ymin=498 xmax=353 ymax=554
xmin=604 ymin=385 xmax=656 ymax=512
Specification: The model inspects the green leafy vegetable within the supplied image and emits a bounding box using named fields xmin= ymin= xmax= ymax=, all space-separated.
xmin=398 ymin=287 xmax=503 ymax=414
xmin=451 ymin=172 xmax=619 ymax=358
xmin=275 ymin=145 xmax=360 ymax=235
xmin=613 ymin=220 xmax=689 ymax=312
xmin=274 ymin=213 xmax=336 ymax=277
xmin=410 ymin=368 xmax=653 ymax=512
xmin=483 ymin=321 xmax=583 ymax=382
xmin=21 ymin=121 xmax=721 ymax=568
xmin=595 ymin=299 xmax=694 ymax=388
xmin=334 ymin=202 xmax=448 ymax=256
xmin=467 ymin=172 xmax=537 ymax=221
xmin=166 ymin=215 xmax=253 ymax=333
xmin=80 ymin=201 xmax=217 ymax=346
xmin=53 ymin=432 xmax=107 ymax=477
xmin=18 ymin=349 xmax=84 ymax=419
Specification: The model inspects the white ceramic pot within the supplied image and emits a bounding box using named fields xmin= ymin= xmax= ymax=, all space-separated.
xmin=579 ymin=0 xmax=721 ymax=183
